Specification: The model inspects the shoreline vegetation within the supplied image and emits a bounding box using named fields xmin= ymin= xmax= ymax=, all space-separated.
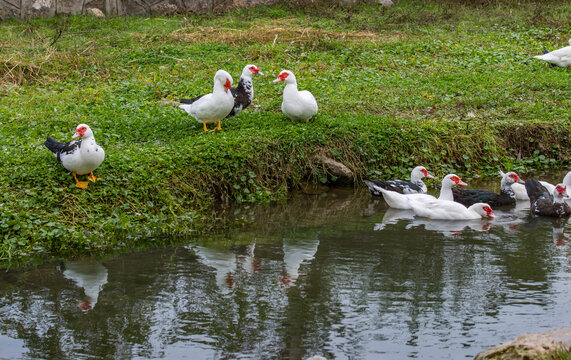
xmin=0 ymin=0 xmax=570 ymax=268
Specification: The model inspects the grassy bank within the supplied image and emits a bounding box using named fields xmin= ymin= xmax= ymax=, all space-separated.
xmin=0 ymin=0 xmax=570 ymax=267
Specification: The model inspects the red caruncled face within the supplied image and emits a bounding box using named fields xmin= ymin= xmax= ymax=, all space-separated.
xmin=483 ymin=206 xmax=494 ymax=217
xmin=278 ymin=72 xmax=289 ymax=81
xmin=75 ymin=126 xmax=87 ymax=137
xmin=556 ymin=185 xmax=567 ymax=195
xmin=249 ymin=66 xmax=260 ymax=74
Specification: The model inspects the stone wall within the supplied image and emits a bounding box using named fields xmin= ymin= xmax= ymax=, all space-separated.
xmin=0 ymin=0 xmax=278 ymax=19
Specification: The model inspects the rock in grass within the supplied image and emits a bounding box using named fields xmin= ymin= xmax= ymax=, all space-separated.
xmin=474 ymin=327 xmax=571 ymax=359
xmin=377 ymin=0 xmax=394 ymax=7
xmin=312 ymin=155 xmax=354 ymax=185
xmin=86 ymin=8 xmax=105 ymax=17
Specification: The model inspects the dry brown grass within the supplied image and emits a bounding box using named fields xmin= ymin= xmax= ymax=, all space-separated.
xmin=171 ymin=18 xmax=390 ymax=46
xmin=0 ymin=58 xmax=44 ymax=86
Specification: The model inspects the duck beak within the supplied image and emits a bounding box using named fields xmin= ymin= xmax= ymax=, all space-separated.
xmin=458 ymin=180 xmax=467 ymax=186
xmin=426 ymin=173 xmax=435 ymax=179
xmin=273 ymin=78 xmax=281 ymax=83
xmin=517 ymin=178 xmax=525 ymax=184
xmin=257 ymin=70 xmax=265 ymax=76
xmin=71 ymin=132 xmax=80 ymax=139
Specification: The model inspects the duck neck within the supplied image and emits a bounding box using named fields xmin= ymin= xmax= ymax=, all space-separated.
xmin=237 ymin=76 xmax=253 ymax=100
xmin=500 ymin=179 xmax=516 ymax=198
xmin=554 ymin=194 xmax=565 ymax=204
xmin=213 ymin=82 xmax=227 ymax=94
xmin=438 ymin=182 xmax=454 ymax=201
xmin=283 ymin=83 xmax=298 ymax=97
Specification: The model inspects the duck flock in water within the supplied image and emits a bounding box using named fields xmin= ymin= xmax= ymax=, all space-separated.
xmin=44 ymin=40 xmax=570 ymax=220
xmin=364 ymin=168 xmax=571 ymax=220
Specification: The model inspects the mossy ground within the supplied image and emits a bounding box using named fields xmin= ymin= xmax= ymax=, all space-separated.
xmin=0 ymin=0 xmax=569 ymax=267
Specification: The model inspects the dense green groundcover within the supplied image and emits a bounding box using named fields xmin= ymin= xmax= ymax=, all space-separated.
xmin=0 ymin=0 xmax=570 ymax=267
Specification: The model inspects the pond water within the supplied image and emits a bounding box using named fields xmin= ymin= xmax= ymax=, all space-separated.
xmin=1 ymin=181 xmax=571 ymax=360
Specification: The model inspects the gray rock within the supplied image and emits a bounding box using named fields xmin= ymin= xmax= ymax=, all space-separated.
xmin=377 ymin=0 xmax=394 ymax=7
xmin=313 ymin=155 xmax=354 ymax=185
xmin=475 ymin=327 xmax=571 ymax=360
xmin=86 ymin=7 xmax=105 ymax=16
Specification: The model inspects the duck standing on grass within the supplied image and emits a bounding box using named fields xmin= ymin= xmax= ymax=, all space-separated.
xmin=182 ymin=65 xmax=264 ymax=119
xmin=179 ymin=69 xmax=234 ymax=132
xmin=533 ymin=39 xmax=571 ymax=68
xmin=273 ymin=70 xmax=318 ymax=122
xmin=44 ymin=124 xmax=105 ymax=189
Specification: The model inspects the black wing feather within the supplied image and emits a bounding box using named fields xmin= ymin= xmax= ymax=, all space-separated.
xmin=179 ymin=94 xmax=206 ymax=104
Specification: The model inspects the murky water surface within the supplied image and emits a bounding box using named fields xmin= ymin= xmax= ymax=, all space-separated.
xmin=1 ymin=180 xmax=571 ymax=359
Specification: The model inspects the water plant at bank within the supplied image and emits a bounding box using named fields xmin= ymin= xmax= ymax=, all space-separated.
xmin=0 ymin=0 xmax=569 ymax=267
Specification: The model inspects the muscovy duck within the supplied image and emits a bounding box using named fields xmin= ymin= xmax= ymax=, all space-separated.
xmin=409 ymin=199 xmax=495 ymax=220
xmin=180 ymin=64 xmax=263 ymax=118
xmin=44 ymin=124 xmax=105 ymax=189
xmin=534 ymin=39 xmax=571 ymax=68
xmin=450 ymin=171 xmax=524 ymax=207
xmin=508 ymin=171 xmax=571 ymax=201
xmin=364 ymin=166 xmax=434 ymax=195
xmin=525 ymin=179 xmax=571 ymax=217
xmin=273 ymin=70 xmax=318 ymax=122
xmin=179 ymin=69 xmax=234 ymax=132
xmin=369 ymin=174 xmax=467 ymax=210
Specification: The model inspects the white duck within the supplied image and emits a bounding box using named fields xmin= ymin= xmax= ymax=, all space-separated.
xmin=179 ymin=69 xmax=234 ymax=132
xmin=44 ymin=124 xmax=105 ymax=189
xmin=409 ymin=199 xmax=495 ymax=220
xmin=372 ymin=174 xmax=467 ymax=210
xmin=506 ymin=170 xmax=571 ymax=201
xmin=534 ymin=39 xmax=571 ymax=68
xmin=273 ymin=70 xmax=318 ymax=122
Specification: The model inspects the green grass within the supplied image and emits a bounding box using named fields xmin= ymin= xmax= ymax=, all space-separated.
xmin=0 ymin=0 xmax=570 ymax=267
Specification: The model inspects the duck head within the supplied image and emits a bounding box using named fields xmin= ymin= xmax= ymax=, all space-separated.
xmin=473 ymin=203 xmax=496 ymax=218
xmin=273 ymin=70 xmax=296 ymax=85
xmin=71 ymin=124 xmax=93 ymax=139
xmin=502 ymin=171 xmax=525 ymax=185
xmin=443 ymin=174 xmax=467 ymax=187
xmin=214 ymin=70 xmax=233 ymax=93
xmin=555 ymin=184 xmax=569 ymax=199
xmin=243 ymin=64 xmax=264 ymax=77
xmin=412 ymin=166 xmax=435 ymax=181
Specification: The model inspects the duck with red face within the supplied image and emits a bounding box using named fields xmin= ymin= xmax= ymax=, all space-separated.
xmin=44 ymin=124 xmax=105 ymax=189
xmin=273 ymin=70 xmax=318 ymax=122
xmin=179 ymin=69 xmax=234 ymax=132
xmin=526 ymin=179 xmax=571 ymax=217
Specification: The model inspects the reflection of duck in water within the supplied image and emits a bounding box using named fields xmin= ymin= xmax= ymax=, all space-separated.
xmin=552 ymin=218 xmax=570 ymax=247
xmin=238 ymin=243 xmax=260 ymax=274
xmin=406 ymin=218 xmax=493 ymax=237
xmin=280 ymin=238 xmax=319 ymax=286
xmin=193 ymin=246 xmax=238 ymax=292
xmin=373 ymin=208 xmax=415 ymax=231
xmin=62 ymin=261 xmax=108 ymax=312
